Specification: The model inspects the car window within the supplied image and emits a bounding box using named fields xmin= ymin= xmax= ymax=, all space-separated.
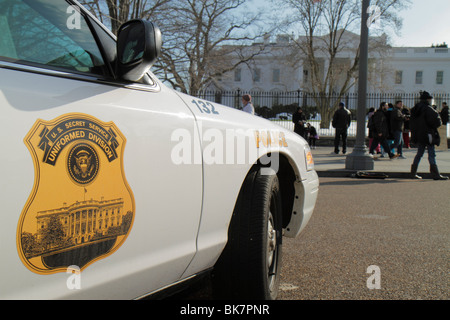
xmin=0 ymin=0 xmax=107 ymax=76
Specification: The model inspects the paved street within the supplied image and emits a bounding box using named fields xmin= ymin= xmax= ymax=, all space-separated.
xmin=278 ymin=177 xmax=449 ymax=300
xmin=312 ymin=146 xmax=450 ymax=178
xmin=170 ymin=176 xmax=449 ymax=300
xmin=165 ymin=145 xmax=450 ymax=301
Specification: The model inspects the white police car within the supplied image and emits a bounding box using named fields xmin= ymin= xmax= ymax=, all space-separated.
xmin=0 ymin=0 xmax=319 ymax=299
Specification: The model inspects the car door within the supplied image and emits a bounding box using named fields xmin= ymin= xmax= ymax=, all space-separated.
xmin=0 ymin=0 xmax=202 ymax=299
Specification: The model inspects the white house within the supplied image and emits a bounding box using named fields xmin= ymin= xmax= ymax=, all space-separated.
xmin=386 ymin=46 xmax=450 ymax=100
xmin=210 ymin=31 xmax=450 ymax=108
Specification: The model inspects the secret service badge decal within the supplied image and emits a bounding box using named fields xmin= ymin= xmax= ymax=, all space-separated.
xmin=18 ymin=113 xmax=135 ymax=275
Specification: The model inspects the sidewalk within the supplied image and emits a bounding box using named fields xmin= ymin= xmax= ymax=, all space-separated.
xmin=312 ymin=146 xmax=450 ymax=179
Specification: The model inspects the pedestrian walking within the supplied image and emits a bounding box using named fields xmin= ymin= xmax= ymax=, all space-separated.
xmin=390 ymin=100 xmax=407 ymax=158
xmin=402 ymin=105 xmax=411 ymax=148
xmin=385 ymin=103 xmax=395 ymax=154
xmin=410 ymin=91 xmax=448 ymax=180
xmin=241 ymin=94 xmax=254 ymax=115
xmin=332 ymin=102 xmax=351 ymax=154
xmin=367 ymin=108 xmax=381 ymax=154
xmin=293 ymin=107 xmax=306 ymax=138
xmin=369 ymin=102 xmax=399 ymax=160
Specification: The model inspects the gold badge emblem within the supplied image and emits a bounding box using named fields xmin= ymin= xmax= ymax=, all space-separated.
xmin=67 ymin=143 xmax=99 ymax=185
xmin=18 ymin=113 xmax=135 ymax=275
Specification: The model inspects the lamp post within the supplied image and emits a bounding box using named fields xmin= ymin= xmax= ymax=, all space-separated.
xmin=345 ymin=0 xmax=374 ymax=170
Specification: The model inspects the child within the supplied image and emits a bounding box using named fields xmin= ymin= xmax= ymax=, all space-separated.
xmin=306 ymin=123 xmax=318 ymax=149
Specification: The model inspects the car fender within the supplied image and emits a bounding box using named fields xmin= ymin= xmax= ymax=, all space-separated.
xmin=171 ymin=93 xmax=319 ymax=277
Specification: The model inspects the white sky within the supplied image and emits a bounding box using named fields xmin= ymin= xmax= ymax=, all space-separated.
xmin=389 ymin=0 xmax=450 ymax=47
xmin=249 ymin=0 xmax=450 ymax=48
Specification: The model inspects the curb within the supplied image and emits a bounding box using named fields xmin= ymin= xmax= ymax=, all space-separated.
xmin=317 ymin=170 xmax=450 ymax=180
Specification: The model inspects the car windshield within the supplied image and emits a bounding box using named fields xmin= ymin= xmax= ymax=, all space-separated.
xmin=0 ymin=0 xmax=106 ymax=75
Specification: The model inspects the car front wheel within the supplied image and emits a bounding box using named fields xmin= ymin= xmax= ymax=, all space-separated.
xmin=213 ymin=167 xmax=283 ymax=300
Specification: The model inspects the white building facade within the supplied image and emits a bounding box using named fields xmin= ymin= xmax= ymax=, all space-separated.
xmin=211 ymin=33 xmax=450 ymax=108
xmin=387 ymin=47 xmax=450 ymax=98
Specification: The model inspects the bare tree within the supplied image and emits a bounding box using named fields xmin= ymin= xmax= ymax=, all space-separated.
xmin=80 ymin=0 xmax=171 ymax=35
xmin=275 ymin=0 xmax=410 ymax=128
xmin=80 ymin=0 xmax=267 ymax=94
xmin=153 ymin=0 xmax=267 ymax=94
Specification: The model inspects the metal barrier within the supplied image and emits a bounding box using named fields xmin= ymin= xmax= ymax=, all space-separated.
xmin=194 ymin=90 xmax=450 ymax=137
xmin=270 ymin=120 xmax=360 ymax=137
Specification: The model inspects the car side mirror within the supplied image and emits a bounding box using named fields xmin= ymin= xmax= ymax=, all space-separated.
xmin=116 ymin=20 xmax=161 ymax=82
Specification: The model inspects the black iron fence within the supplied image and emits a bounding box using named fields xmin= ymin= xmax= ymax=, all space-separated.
xmin=195 ymin=90 xmax=450 ymax=137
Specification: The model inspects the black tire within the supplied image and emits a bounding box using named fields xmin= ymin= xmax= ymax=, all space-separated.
xmin=212 ymin=167 xmax=283 ymax=300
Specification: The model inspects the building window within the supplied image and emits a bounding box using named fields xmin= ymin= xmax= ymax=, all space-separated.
xmin=395 ymin=70 xmax=403 ymax=84
xmin=436 ymin=71 xmax=444 ymax=84
xmin=303 ymin=69 xmax=309 ymax=83
xmin=253 ymin=69 xmax=261 ymax=83
xmin=234 ymin=68 xmax=241 ymax=82
xmin=415 ymin=71 xmax=423 ymax=84
xmin=272 ymin=69 xmax=280 ymax=83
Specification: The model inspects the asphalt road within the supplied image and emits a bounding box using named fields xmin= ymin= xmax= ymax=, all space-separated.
xmin=278 ymin=177 xmax=449 ymax=300
xmin=169 ymin=177 xmax=449 ymax=300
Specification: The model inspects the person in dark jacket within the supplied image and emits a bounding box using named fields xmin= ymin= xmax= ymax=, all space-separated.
xmin=382 ymin=103 xmax=395 ymax=155
xmin=390 ymin=100 xmax=406 ymax=158
xmin=293 ymin=107 xmax=306 ymax=138
xmin=402 ymin=106 xmax=411 ymax=148
xmin=306 ymin=122 xmax=318 ymax=149
xmin=332 ymin=102 xmax=351 ymax=154
xmin=369 ymin=102 xmax=398 ymax=159
xmin=441 ymin=102 xmax=449 ymax=125
xmin=410 ymin=91 xmax=448 ymax=180
xmin=367 ymin=107 xmax=381 ymax=153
